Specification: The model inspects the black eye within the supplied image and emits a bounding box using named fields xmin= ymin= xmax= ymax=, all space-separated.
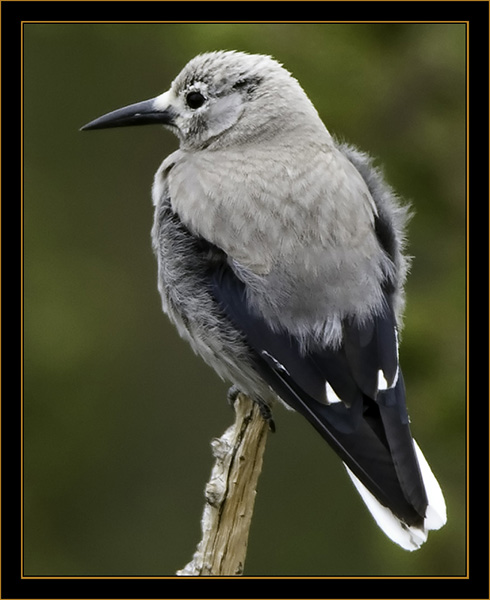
xmin=186 ymin=91 xmax=206 ymax=109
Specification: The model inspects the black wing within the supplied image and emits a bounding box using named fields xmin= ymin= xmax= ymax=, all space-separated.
xmin=211 ymin=265 xmax=427 ymax=527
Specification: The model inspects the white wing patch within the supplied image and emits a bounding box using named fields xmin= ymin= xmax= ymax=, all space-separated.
xmin=377 ymin=327 xmax=400 ymax=391
xmin=325 ymin=381 xmax=342 ymax=404
xmin=377 ymin=369 xmax=390 ymax=391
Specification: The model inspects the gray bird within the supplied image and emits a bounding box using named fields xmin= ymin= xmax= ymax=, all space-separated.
xmin=82 ymin=50 xmax=446 ymax=550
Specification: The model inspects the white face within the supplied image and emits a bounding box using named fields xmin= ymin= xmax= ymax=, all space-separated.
xmin=153 ymin=81 xmax=247 ymax=148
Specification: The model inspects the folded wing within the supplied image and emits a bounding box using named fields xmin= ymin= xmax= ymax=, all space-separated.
xmin=211 ymin=265 xmax=446 ymax=550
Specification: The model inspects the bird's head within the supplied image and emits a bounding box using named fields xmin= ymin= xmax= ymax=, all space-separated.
xmin=81 ymin=50 xmax=325 ymax=150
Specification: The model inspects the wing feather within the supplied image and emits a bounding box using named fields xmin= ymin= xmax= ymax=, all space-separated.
xmin=211 ymin=265 xmax=427 ymax=527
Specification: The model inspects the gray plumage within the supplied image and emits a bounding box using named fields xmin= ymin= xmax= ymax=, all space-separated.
xmin=82 ymin=50 xmax=446 ymax=551
xmin=152 ymin=53 xmax=404 ymax=351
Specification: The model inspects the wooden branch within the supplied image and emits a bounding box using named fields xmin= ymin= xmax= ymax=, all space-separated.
xmin=176 ymin=393 xmax=270 ymax=576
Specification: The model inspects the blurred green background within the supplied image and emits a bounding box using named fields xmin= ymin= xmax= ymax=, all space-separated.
xmin=23 ymin=23 xmax=466 ymax=577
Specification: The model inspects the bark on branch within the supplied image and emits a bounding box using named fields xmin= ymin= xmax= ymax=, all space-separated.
xmin=177 ymin=393 xmax=269 ymax=576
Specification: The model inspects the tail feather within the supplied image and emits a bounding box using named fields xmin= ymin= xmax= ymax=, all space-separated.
xmin=345 ymin=440 xmax=446 ymax=551
xmin=413 ymin=440 xmax=447 ymax=531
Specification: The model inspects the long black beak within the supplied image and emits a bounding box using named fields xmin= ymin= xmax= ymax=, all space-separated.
xmin=80 ymin=98 xmax=175 ymax=131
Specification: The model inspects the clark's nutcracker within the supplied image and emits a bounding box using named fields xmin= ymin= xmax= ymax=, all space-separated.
xmin=82 ymin=51 xmax=446 ymax=550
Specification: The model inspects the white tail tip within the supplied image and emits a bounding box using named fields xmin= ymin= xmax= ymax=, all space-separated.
xmin=344 ymin=440 xmax=446 ymax=551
